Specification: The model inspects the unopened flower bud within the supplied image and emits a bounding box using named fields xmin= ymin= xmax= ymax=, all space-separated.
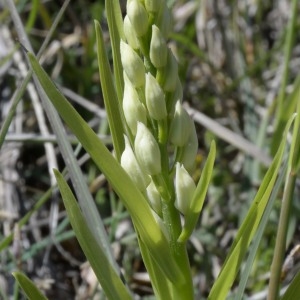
xmin=146 ymin=181 xmax=162 ymax=215
xmin=181 ymin=122 xmax=198 ymax=172
xmin=145 ymin=73 xmax=167 ymax=120
xmin=150 ymin=25 xmax=168 ymax=68
xmin=145 ymin=0 xmax=162 ymax=13
xmin=169 ymin=77 xmax=183 ymax=115
xmin=163 ymin=50 xmax=179 ymax=92
xmin=123 ymin=79 xmax=147 ymax=135
xmin=156 ymin=3 xmax=172 ymax=38
xmin=121 ymin=136 xmax=150 ymax=191
xmin=120 ymin=40 xmax=145 ymax=87
xmin=169 ymin=101 xmax=192 ymax=147
xmin=135 ymin=122 xmax=161 ymax=175
xmin=127 ymin=0 xmax=149 ymax=37
xmin=123 ymin=15 xmax=139 ymax=50
xmin=175 ymin=163 xmax=196 ymax=215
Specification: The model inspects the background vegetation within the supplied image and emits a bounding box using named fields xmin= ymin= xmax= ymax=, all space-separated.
xmin=1 ymin=0 xmax=300 ymax=299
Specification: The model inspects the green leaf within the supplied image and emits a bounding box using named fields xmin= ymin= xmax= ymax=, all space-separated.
xmin=105 ymin=0 xmax=125 ymax=100
xmin=281 ymin=270 xmax=300 ymax=300
xmin=53 ymin=169 xmax=132 ymax=300
xmin=27 ymin=52 xmax=183 ymax=285
xmin=178 ymin=140 xmax=216 ymax=243
xmin=95 ymin=20 xmax=125 ymax=161
xmin=234 ymin=159 xmax=288 ymax=299
xmin=208 ymin=116 xmax=296 ymax=300
xmin=13 ymin=271 xmax=48 ymax=300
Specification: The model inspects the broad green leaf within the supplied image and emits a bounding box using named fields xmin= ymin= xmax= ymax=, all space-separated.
xmin=178 ymin=140 xmax=216 ymax=243
xmin=95 ymin=20 xmax=125 ymax=161
xmin=208 ymin=116 xmax=296 ymax=300
xmin=13 ymin=271 xmax=48 ymax=300
xmin=27 ymin=52 xmax=183 ymax=285
xmin=281 ymin=270 xmax=300 ymax=300
xmin=54 ymin=169 xmax=132 ymax=300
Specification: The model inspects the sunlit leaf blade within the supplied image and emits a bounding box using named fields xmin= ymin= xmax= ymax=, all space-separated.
xmin=13 ymin=271 xmax=48 ymax=300
xmin=281 ymin=271 xmax=300 ymax=300
xmin=94 ymin=20 xmax=125 ymax=161
xmin=53 ymin=169 xmax=132 ymax=300
xmin=105 ymin=0 xmax=125 ymax=100
xmin=178 ymin=140 xmax=216 ymax=243
xmin=208 ymin=116 xmax=296 ymax=300
xmin=27 ymin=52 xmax=183 ymax=284
xmin=234 ymin=159 xmax=288 ymax=299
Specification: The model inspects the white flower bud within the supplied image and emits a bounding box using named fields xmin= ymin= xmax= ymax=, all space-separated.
xmin=120 ymin=40 xmax=145 ymax=88
xmin=123 ymin=15 xmax=140 ymax=50
xmin=168 ymin=77 xmax=183 ymax=115
xmin=150 ymin=25 xmax=168 ymax=68
xmin=156 ymin=2 xmax=172 ymax=38
xmin=175 ymin=163 xmax=196 ymax=215
xmin=146 ymin=180 xmax=162 ymax=215
xmin=121 ymin=136 xmax=150 ymax=191
xmin=123 ymin=79 xmax=147 ymax=135
xmin=127 ymin=0 xmax=149 ymax=37
xmin=181 ymin=122 xmax=198 ymax=172
xmin=145 ymin=73 xmax=167 ymax=120
xmin=163 ymin=50 xmax=178 ymax=92
xmin=169 ymin=101 xmax=192 ymax=147
xmin=145 ymin=0 xmax=162 ymax=13
xmin=135 ymin=122 xmax=161 ymax=175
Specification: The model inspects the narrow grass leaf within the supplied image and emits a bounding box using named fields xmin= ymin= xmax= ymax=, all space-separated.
xmin=95 ymin=20 xmax=125 ymax=161
xmin=208 ymin=116 xmax=296 ymax=300
xmin=281 ymin=271 xmax=300 ymax=300
xmin=272 ymin=0 xmax=297 ymax=154
xmin=27 ymin=53 xmax=183 ymax=284
xmin=105 ymin=0 xmax=125 ymax=100
xmin=138 ymin=237 xmax=173 ymax=299
xmin=234 ymin=159 xmax=288 ymax=299
xmin=13 ymin=271 xmax=48 ymax=300
xmin=178 ymin=140 xmax=216 ymax=243
xmin=54 ymin=169 xmax=132 ymax=300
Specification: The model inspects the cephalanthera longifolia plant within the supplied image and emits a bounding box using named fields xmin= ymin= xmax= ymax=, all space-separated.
xmin=13 ymin=0 xmax=300 ymax=299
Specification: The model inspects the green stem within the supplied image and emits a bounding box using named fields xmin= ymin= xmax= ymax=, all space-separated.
xmin=161 ymin=201 xmax=194 ymax=299
xmin=267 ymin=171 xmax=296 ymax=299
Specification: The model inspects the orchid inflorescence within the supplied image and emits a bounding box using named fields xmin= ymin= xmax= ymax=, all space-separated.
xmin=120 ymin=0 xmax=198 ymax=221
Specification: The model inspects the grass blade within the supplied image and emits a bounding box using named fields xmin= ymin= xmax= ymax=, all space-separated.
xmin=208 ymin=115 xmax=296 ymax=300
xmin=53 ymin=169 xmax=132 ymax=300
xmin=95 ymin=20 xmax=125 ymax=161
xmin=281 ymin=271 xmax=300 ymax=300
xmin=13 ymin=271 xmax=48 ymax=300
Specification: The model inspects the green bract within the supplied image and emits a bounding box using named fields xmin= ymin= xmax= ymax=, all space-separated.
xmin=145 ymin=0 xmax=162 ymax=13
